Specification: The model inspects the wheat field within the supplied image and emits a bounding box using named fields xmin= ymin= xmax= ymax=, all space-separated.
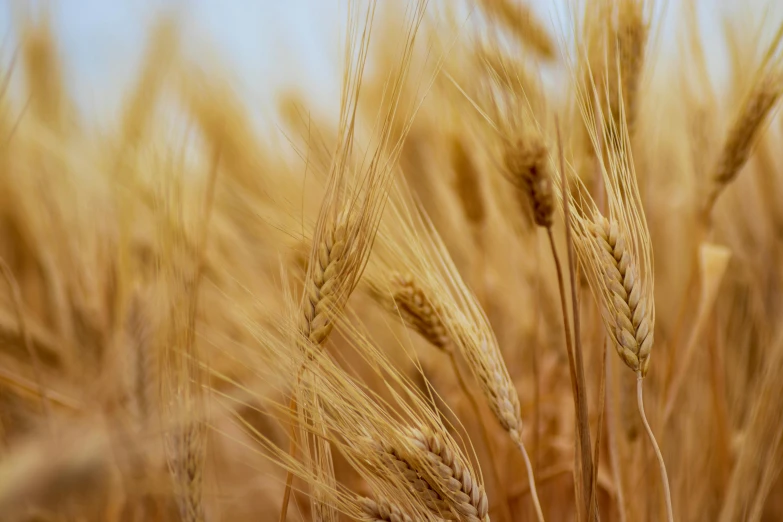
xmin=0 ymin=1 xmax=782 ymax=521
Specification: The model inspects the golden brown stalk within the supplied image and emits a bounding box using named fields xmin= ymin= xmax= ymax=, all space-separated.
xmin=636 ymin=373 xmax=673 ymax=522
xmin=591 ymin=217 xmax=653 ymax=375
xmin=557 ymin=124 xmax=596 ymax=521
xmin=705 ymin=70 xmax=783 ymax=215
xmin=479 ymin=0 xmax=556 ymax=60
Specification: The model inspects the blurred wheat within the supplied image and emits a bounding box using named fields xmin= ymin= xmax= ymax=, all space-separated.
xmin=0 ymin=1 xmax=782 ymax=522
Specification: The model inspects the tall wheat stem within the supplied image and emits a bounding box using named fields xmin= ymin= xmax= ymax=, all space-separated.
xmin=636 ymin=372 xmax=673 ymax=522
xmin=511 ymin=432 xmax=546 ymax=522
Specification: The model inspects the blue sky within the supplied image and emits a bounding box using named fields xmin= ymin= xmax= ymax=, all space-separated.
xmin=0 ymin=0 xmax=778 ymax=121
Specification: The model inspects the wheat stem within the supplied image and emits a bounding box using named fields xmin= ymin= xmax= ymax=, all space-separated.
xmin=511 ymin=431 xmax=546 ymax=522
xmin=606 ymin=347 xmax=628 ymax=522
xmin=636 ymin=372 xmax=673 ymax=522
xmin=556 ymin=123 xmax=596 ymax=519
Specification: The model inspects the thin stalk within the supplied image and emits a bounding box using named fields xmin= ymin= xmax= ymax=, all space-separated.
xmin=556 ymin=124 xmax=596 ymax=519
xmin=589 ymin=337 xmax=608 ymax=518
xmin=636 ymin=372 xmax=674 ymax=522
xmin=512 ymin=432 xmax=546 ymax=522
xmin=279 ymin=395 xmax=298 ymax=522
xmin=447 ymin=352 xmax=513 ymax=522
xmin=606 ymin=347 xmax=628 ymax=522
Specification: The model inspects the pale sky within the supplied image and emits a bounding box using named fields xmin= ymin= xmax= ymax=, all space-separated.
xmin=0 ymin=0 xmax=778 ymax=122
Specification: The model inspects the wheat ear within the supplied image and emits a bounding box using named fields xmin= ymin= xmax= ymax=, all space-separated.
xmin=406 ymin=427 xmax=489 ymax=522
xmin=505 ymin=136 xmax=554 ymax=229
xmin=388 ymin=272 xmax=512 ymax=522
xmin=705 ymin=70 xmax=783 ymax=216
xmin=592 ymin=217 xmax=653 ymax=375
xmin=463 ymin=338 xmax=545 ymax=522
xmin=301 ymin=222 xmax=348 ymax=346
xmin=369 ymin=437 xmax=453 ymax=519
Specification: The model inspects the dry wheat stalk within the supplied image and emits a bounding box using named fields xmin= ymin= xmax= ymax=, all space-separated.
xmin=563 ymin=55 xmax=673 ymax=519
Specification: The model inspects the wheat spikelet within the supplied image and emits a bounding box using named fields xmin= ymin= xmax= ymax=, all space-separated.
xmin=592 ymin=216 xmax=653 ymax=375
xmin=389 ymin=272 xmax=450 ymax=351
xmin=359 ymin=497 xmax=415 ymax=522
xmin=404 ymin=427 xmax=489 ymax=522
xmin=168 ymin=424 xmax=206 ymax=522
xmin=301 ymin=221 xmax=348 ymax=346
xmin=367 ymin=437 xmax=453 ymax=519
xmin=504 ymin=134 xmax=554 ymax=228
xmin=707 ymin=70 xmax=783 ymax=211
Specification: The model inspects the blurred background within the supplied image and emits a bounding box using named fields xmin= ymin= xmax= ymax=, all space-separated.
xmin=0 ymin=0 xmax=772 ymax=122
